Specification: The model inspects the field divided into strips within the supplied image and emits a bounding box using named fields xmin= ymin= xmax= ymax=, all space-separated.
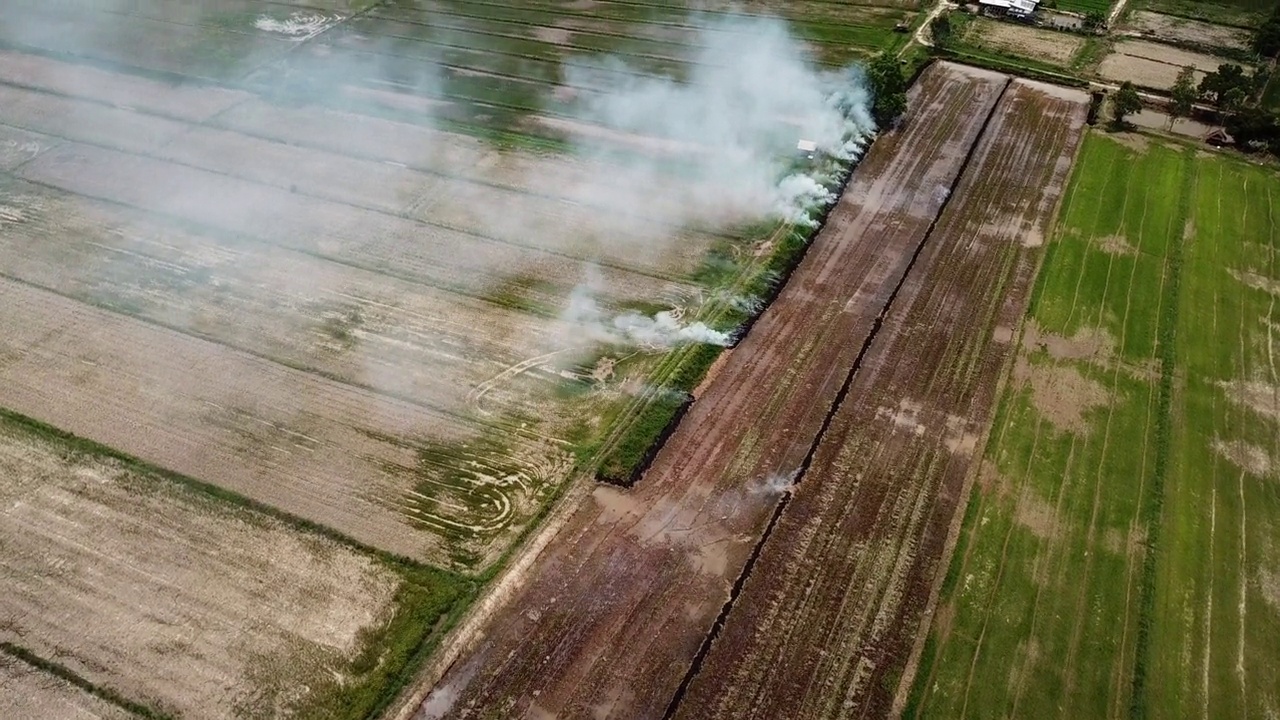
xmin=909 ymin=133 xmax=1280 ymax=719
xmin=0 ymin=410 xmax=469 ymax=720
xmin=0 ymin=34 xmax=780 ymax=571
xmin=674 ymin=80 xmax=1089 ymax=720
xmin=412 ymin=62 xmax=1012 ymax=720
xmin=1148 ymin=141 xmax=1280 ymax=719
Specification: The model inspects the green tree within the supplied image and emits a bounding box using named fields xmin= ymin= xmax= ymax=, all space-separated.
xmin=1255 ymin=8 xmax=1280 ymax=57
xmin=1111 ymin=82 xmax=1143 ymax=126
xmin=1169 ymin=65 xmax=1197 ymax=129
xmin=1083 ymin=10 xmax=1106 ymax=32
xmin=930 ymin=14 xmax=953 ymax=48
xmin=1198 ymin=63 xmax=1249 ymax=106
xmin=866 ymin=54 xmax=908 ymax=129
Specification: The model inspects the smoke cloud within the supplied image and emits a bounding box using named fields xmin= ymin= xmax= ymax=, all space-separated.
xmin=558 ymin=13 xmax=873 ymax=233
xmin=2 ymin=1 xmax=874 ymax=411
xmin=558 ymin=275 xmax=733 ymax=351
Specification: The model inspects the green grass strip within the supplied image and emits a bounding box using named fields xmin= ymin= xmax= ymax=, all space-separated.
xmin=1127 ymin=147 xmax=1194 ymax=720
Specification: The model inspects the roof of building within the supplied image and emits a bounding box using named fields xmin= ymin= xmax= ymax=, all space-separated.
xmin=979 ymin=0 xmax=1039 ymax=11
xmin=796 ymin=139 xmax=818 ymax=152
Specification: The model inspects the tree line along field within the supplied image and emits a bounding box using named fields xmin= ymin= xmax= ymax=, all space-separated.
xmin=907 ymin=132 xmax=1280 ymax=719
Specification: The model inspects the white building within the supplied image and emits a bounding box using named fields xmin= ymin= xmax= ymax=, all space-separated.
xmin=978 ymin=0 xmax=1039 ymax=19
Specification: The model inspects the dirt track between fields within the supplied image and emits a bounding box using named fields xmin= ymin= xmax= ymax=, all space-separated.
xmin=413 ymin=61 xmax=1012 ymax=719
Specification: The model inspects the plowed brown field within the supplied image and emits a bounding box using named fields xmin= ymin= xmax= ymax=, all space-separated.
xmin=412 ymin=61 xmax=1014 ymax=720
xmin=673 ymin=80 xmax=1089 ymax=720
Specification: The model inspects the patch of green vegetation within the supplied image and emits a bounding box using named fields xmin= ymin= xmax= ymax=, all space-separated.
xmin=590 ymin=216 xmax=818 ymax=485
xmin=1057 ymin=0 xmax=1114 ymax=15
xmin=1262 ymin=70 xmax=1280 ymax=110
xmin=595 ymin=341 xmax=723 ymax=485
xmin=911 ymin=131 xmax=1280 ymax=719
xmin=1143 ymin=137 xmax=1280 ymax=720
xmin=319 ymin=304 xmax=365 ymax=348
xmin=1071 ymin=36 xmax=1112 ymax=72
xmin=937 ymin=45 xmax=1088 ymax=86
xmin=1133 ymin=0 xmax=1272 ymax=28
xmin=292 ymin=566 xmax=474 ymax=720
xmin=478 ymin=272 xmax=560 ymax=315
xmin=908 ymin=132 xmax=1191 ymax=718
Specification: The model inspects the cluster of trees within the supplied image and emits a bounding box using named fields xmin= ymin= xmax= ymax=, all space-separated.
xmin=1256 ymin=4 xmax=1280 ymax=58
xmin=1111 ymin=61 xmax=1280 ymax=155
xmin=867 ymin=54 xmax=908 ymax=128
xmin=930 ymin=14 xmax=953 ymax=48
xmin=1187 ymin=64 xmax=1279 ymax=154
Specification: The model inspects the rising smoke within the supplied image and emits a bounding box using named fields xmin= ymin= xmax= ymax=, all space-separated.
xmin=561 ymin=13 xmax=873 ymax=230
xmin=551 ymin=13 xmax=875 ymax=351
xmin=4 ymin=0 xmax=875 ymax=392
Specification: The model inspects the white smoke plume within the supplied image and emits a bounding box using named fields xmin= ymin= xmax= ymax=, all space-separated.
xmin=558 ymin=14 xmax=874 ymax=234
xmin=559 ymin=282 xmax=732 ymax=351
xmin=1 ymin=2 xmax=875 ymax=418
xmin=748 ymin=469 xmax=800 ymax=496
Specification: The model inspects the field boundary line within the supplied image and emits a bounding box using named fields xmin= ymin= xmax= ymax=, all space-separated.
xmin=0 ymin=269 xmax=523 ymax=436
xmin=0 ymin=406 xmax=442 ymax=571
xmin=1 ymin=638 xmax=171 ymax=718
xmin=0 ymin=64 xmax=741 ymax=242
xmin=1107 ymin=146 xmax=1180 ymax=720
xmin=663 ymin=74 xmax=1013 ymax=720
xmin=0 ymin=115 xmax=684 ymax=284
xmin=1057 ymin=129 xmax=1158 ymax=708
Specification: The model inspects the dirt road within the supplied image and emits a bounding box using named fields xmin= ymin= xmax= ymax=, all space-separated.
xmin=413 ymin=62 xmax=1011 ymax=720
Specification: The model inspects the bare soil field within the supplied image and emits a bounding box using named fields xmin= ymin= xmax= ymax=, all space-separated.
xmin=0 ymin=413 xmax=406 ymax=718
xmin=1099 ymin=39 xmax=1234 ymax=89
xmin=1124 ymin=10 xmax=1252 ymax=51
xmin=0 ymin=656 xmax=132 ymax=720
xmin=673 ymin=80 xmax=1090 ymax=720
xmin=411 ymin=62 xmax=1012 ymax=719
xmin=966 ymin=17 xmax=1087 ymax=65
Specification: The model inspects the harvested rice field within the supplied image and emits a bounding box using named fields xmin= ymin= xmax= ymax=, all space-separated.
xmin=0 ymin=410 xmax=469 ymax=719
xmin=412 ymin=66 xmax=1096 ymax=720
xmin=1 ymin=0 xmax=891 ymax=716
xmin=1098 ymin=39 xmax=1236 ymax=90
